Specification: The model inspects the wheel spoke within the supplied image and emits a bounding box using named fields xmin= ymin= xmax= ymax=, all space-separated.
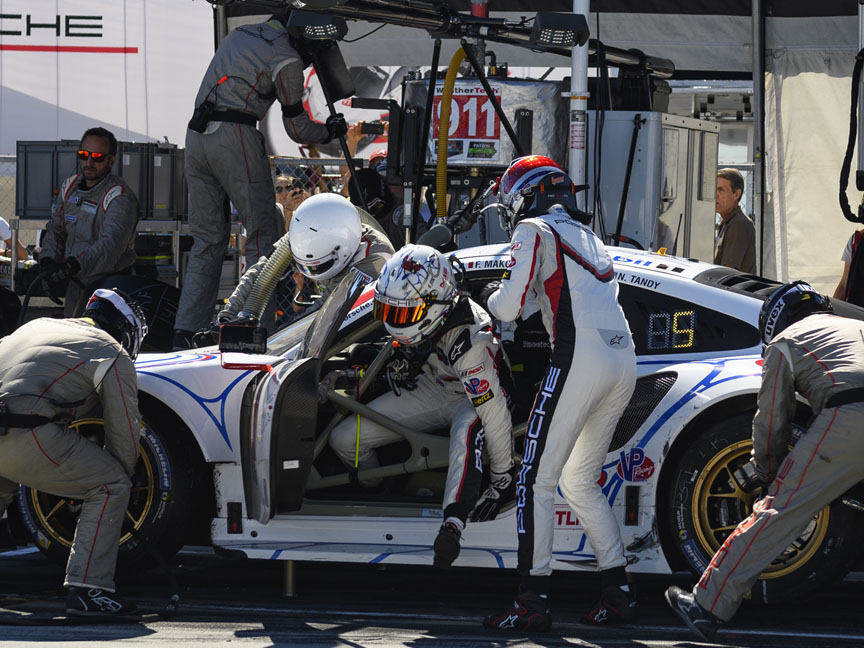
xmin=44 ymin=499 xmax=68 ymax=521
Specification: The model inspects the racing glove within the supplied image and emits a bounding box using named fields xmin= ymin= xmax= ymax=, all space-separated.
xmin=35 ymin=258 xmax=64 ymax=305
xmin=470 ymin=467 xmax=516 ymax=522
xmin=324 ymin=113 xmax=348 ymax=143
xmin=478 ymin=281 xmax=501 ymax=313
xmin=385 ymin=357 xmax=419 ymax=396
xmin=62 ymin=256 xmax=81 ymax=277
xmin=733 ymin=459 xmax=772 ymax=500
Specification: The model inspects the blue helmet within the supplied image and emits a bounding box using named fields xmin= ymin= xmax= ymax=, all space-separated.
xmin=758 ymin=281 xmax=832 ymax=345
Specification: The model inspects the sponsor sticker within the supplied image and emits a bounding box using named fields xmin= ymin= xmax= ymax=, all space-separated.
xmin=471 ymin=391 xmax=493 ymax=407
xmin=616 ymin=449 xmax=655 ymax=482
xmin=459 ymin=363 xmax=485 ymax=378
xmin=463 ymin=377 xmax=490 ymax=395
xmin=81 ymin=200 xmax=99 ymax=215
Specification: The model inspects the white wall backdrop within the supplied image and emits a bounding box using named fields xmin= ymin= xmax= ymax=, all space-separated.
xmin=0 ymin=0 xmax=214 ymax=154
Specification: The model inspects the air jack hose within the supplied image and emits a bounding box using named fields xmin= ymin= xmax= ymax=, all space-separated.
xmin=839 ymin=48 xmax=864 ymax=224
xmin=437 ymin=48 xmax=467 ymax=222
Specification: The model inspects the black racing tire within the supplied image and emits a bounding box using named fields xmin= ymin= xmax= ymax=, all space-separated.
xmin=665 ymin=412 xmax=863 ymax=603
xmin=16 ymin=414 xmax=200 ymax=569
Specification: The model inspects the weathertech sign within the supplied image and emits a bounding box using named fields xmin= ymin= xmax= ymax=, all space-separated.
xmin=0 ymin=12 xmax=136 ymax=53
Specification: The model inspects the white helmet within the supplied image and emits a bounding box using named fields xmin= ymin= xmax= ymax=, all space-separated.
xmin=84 ymin=288 xmax=149 ymax=360
xmin=373 ymin=244 xmax=459 ymax=346
xmin=289 ymin=193 xmax=362 ymax=282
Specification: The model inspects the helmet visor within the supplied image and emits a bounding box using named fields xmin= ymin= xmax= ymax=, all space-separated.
xmin=296 ymin=257 xmax=336 ymax=278
xmin=373 ymin=298 xmax=429 ymax=327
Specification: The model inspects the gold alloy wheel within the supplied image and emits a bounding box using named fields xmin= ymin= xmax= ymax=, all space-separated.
xmin=29 ymin=418 xmax=155 ymax=550
xmin=692 ymin=438 xmax=829 ymax=579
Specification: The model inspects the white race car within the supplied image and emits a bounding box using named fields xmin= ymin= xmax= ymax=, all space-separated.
xmin=17 ymin=245 xmax=864 ymax=603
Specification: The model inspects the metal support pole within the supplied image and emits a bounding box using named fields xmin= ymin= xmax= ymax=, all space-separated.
xmin=752 ymin=0 xmax=765 ymax=275
xmin=282 ymin=560 xmax=296 ymax=597
xmin=411 ymin=39 xmax=442 ymax=243
xmin=569 ymin=0 xmax=590 ymax=210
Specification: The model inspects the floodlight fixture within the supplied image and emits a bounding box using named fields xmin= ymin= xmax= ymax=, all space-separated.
xmin=530 ymin=12 xmax=589 ymax=48
xmin=286 ymin=9 xmax=348 ymax=40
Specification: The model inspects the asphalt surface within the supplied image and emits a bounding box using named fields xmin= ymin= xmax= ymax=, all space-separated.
xmin=1 ymin=546 xmax=862 ymax=647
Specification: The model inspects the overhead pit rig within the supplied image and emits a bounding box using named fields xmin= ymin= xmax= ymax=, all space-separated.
xmin=206 ymin=1 xmax=718 ymax=262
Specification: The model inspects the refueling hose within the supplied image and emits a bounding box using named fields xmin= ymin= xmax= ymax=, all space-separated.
xmin=437 ymin=48 xmax=466 ymax=222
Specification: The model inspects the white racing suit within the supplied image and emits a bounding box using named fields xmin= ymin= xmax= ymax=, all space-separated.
xmin=219 ymin=220 xmax=393 ymax=326
xmin=487 ymin=207 xmax=636 ymax=594
xmin=0 ymin=318 xmax=141 ymax=592
xmin=176 ymin=19 xmax=331 ymax=333
xmin=694 ymin=313 xmax=864 ymax=621
xmin=41 ymin=173 xmax=138 ymax=316
xmin=330 ymin=298 xmax=514 ymax=522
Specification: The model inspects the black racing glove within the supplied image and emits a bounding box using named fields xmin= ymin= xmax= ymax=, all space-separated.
xmin=35 ymin=258 xmax=64 ymax=305
xmin=478 ymin=281 xmax=501 ymax=313
xmin=385 ymin=357 xmax=420 ymax=396
xmin=324 ymin=113 xmax=348 ymax=143
xmin=62 ymin=256 xmax=81 ymax=277
xmin=733 ymin=460 xmax=772 ymax=500
xmin=470 ymin=467 xmax=516 ymax=522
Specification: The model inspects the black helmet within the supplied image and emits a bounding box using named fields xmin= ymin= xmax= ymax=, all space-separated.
xmin=758 ymin=281 xmax=832 ymax=345
xmin=84 ymin=288 xmax=149 ymax=359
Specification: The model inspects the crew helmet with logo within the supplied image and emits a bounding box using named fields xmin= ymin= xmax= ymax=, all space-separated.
xmin=758 ymin=281 xmax=833 ymax=345
xmin=496 ymin=155 xmax=570 ymax=234
xmin=373 ymin=244 xmax=459 ymax=346
xmin=289 ymin=193 xmax=362 ymax=282
xmin=84 ymin=288 xmax=149 ymax=359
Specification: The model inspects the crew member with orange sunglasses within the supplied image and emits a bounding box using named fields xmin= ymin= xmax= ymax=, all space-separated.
xmin=39 ymin=127 xmax=139 ymax=316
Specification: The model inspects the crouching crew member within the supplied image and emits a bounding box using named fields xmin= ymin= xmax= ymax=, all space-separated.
xmin=667 ymin=282 xmax=864 ymax=641
xmin=483 ymin=156 xmax=638 ymax=631
xmin=330 ymin=244 xmax=516 ymax=567
xmin=0 ymin=289 xmax=147 ymax=617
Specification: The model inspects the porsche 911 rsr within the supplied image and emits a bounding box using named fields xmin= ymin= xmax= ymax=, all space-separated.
xmin=17 ymin=245 xmax=864 ymax=604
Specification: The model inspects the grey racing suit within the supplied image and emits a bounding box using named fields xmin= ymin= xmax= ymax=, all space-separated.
xmin=330 ymin=298 xmax=515 ymax=523
xmin=41 ymin=173 xmax=139 ymax=316
xmin=0 ymin=317 xmax=141 ymax=592
xmin=176 ymin=19 xmax=330 ymax=333
xmin=219 ymin=218 xmax=393 ymax=325
xmin=694 ymin=313 xmax=864 ymax=621
xmin=487 ymin=206 xmax=636 ymax=593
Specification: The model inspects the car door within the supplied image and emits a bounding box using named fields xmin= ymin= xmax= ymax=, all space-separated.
xmin=242 ymin=270 xmax=374 ymax=524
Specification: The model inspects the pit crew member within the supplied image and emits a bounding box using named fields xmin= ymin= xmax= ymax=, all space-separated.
xmin=482 ymin=156 xmax=637 ymax=631
xmin=0 ymin=289 xmax=147 ymax=617
xmin=667 ymin=282 xmax=864 ymax=641
xmin=173 ymin=12 xmax=348 ymax=348
xmin=39 ymin=127 xmax=138 ymax=317
xmin=330 ymin=244 xmax=516 ymax=568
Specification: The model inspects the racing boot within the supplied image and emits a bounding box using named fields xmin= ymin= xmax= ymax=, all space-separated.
xmin=172 ymin=329 xmax=195 ymax=351
xmin=581 ymin=585 xmax=638 ymax=625
xmin=66 ymin=586 xmax=138 ymax=617
xmin=483 ymin=590 xmax=552 ymax=632
xmin=432 ymin=519 xmax=462 ymax=569
xmin=665 ymin=585 xmax=722 ymax=641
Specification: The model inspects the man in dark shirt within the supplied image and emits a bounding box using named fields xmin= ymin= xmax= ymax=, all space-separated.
xmin=714 ymin=168 xmax=756 ymax=273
